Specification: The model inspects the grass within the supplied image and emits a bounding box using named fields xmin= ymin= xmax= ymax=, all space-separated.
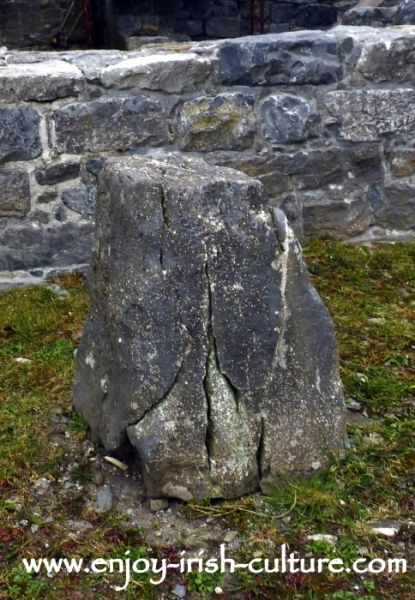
xmin=0 ymin=241 xmax=414 ymax=599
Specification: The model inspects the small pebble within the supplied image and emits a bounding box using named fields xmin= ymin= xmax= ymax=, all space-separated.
xmin=172 ymin=583 xmax=186 ymax=599
xmin=46 ymin=284 xmax=69 ymax=300
xmin=307 ymin=534 xmax=338 ymax=545
xmin=346 ymin=399 xmax=362 ymax=412
xmin=224 ymin=530 xmax=238 ymax=544
xmin=95 ymin=485 xmax=113 ymax=511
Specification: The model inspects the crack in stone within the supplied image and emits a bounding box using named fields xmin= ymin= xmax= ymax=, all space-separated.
xmin=256 ymin=415 xmax=265 ymax=480
xmin=159 ymin=185 xmax=169 ymax=269
xmin=126 ymin=357 xmax=184 ymax=430
xmin=203 ymin=260 xmax=214 ymax=472
xmin=205 ymin=259 xmax=240 ymax=413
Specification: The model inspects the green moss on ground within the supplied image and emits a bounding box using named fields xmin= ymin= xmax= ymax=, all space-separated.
xmin=0 ymin=242 xmax=414 ymax=599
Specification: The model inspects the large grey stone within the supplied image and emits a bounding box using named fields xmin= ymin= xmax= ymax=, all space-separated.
xmin=259 ymin=93 xmax=319 ymax=144
xmin=218 ymin=31 xmax=342 ymax=86
xmin=53 ymin=97 xmax=168 ymax=154
xmin=73 ymin=155 xmax=346 ymax=501
xmin=350 ymin=35 xmax=415 ymax=83
xmin=0 ymin=60 xmax=83 ymax=101
xmin=100 ymin=53 xmax=212 ymax=93
xmin=0 ymin=107 xmax=41 ymax=163
xmin=0 ymin=169 xmax=30 ymax=217
xmin=35 ymin=162 xmax=80 ymax=186
xmin=176 ymin=93 xmax=256 ymax=151
xmin=324 ymin=89 xmax=415 ymax=142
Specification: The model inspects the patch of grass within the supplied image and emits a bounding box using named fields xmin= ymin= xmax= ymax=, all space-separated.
xmin=185 ymin=568 xmax=224 ymax=597
xmin=7 ymin=565 xmax=49 ymax=599
xmin=68 ymin=412 xmax=90 ymax=434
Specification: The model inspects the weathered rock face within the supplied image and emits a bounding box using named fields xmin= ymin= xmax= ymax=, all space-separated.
xmin=73 ymin=155 xmax=346 ymax=501
xmin=0 ymin=107 xmax=41 ymax=163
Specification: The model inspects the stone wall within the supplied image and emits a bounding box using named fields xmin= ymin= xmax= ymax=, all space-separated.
xmin=1 ymin=25 xmax=415 ymax=286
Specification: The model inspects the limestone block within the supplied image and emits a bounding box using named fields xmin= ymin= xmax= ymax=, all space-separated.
xmin=218 ymin=31 xmax=342 ymax=85
xmin=342 ymin=7 xmax=397 ymax=27
xmin=35 ymin=162 xmax=80 ymax=186
xmin=351 ymin=34 xmax=415 ymax=83
xmin=302 ymin=188 xmax=370 ymax=240
xmin=73 ymin=155 xmax=346 ymax=501
xmin=0 ymin=60 xmax=83 ymax=101
xmin=0 ymin=107 xmax=41 ymax=163
xmin=53 ymin=97 xmax=168 ymax=154
xmin=176 ymin=93 xmax=256 ymax=151
xmin=324 ymin=89 xmax=415 ymax=141
xmin=259 ymin=93 xmax=319 ymax=143
xmin=395 ymin=0 xmax=415 ymax=25
xmin=0 ymin=169 xmax=30 ymax=217
xmin=100 ymin=53 xmax=212 ymax=93
xmin=375 ymin=178 xmax=415 ymax=230
xmin=0 ymin=222 xmax=94 ymax=272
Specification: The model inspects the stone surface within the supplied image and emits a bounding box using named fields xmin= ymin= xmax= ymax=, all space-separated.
xmin=395 ymin=0 xmax=415 ymax=24
xmin=0 ymin=61 xmax=83 ymax=101
xmin=210 ymin=143 xmax=383 ymax=200
xmin=176 ymin=93 xmax=256 ymax=151
xmin=350 ymin=34 xmax=415 ymax=83
xmin=324 ymin=89 xmax=415 ymax=141
xmin=73 ymin=155 xmax=346 ymax=501
xmin=0 ymin=107 xmax=41 ymax=163
xmin=390 ymin=148 xmax=415 ymax=178
xmin=342 ymin=7 xmax=397 ymax=26
xmin=35 ymin=163 xmax=80 ymax=186
xmin=0 ymin=222 xmax=94 ymax=272
xmin=0 ymin=169 xmax=31 ymax=217
xmin=374 ymin=178 xmax=415 ymax=230
xmin=302 ymin=188 xmax=370 ymax=240
xmin=218 ymin=32 xmax=342 ymax=86
xmin=62 ymin=186 xmax=98 ymax=220
xmin=53 ymin=97 xmax=168 ymax=154
xmin=101 ymin=53 xmax=212 ymax=93
xmin=259 ymin=93 xmax=319 ymax=143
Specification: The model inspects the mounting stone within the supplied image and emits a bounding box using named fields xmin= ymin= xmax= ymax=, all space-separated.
xmin=73 ymin=154 xmax=346 ymax=502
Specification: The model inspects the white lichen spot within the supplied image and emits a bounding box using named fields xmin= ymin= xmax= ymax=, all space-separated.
xmin=100 ymin=376 xmax=108 ymax=393
xmin=85 ymin=352 xmax=95 ymax=369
